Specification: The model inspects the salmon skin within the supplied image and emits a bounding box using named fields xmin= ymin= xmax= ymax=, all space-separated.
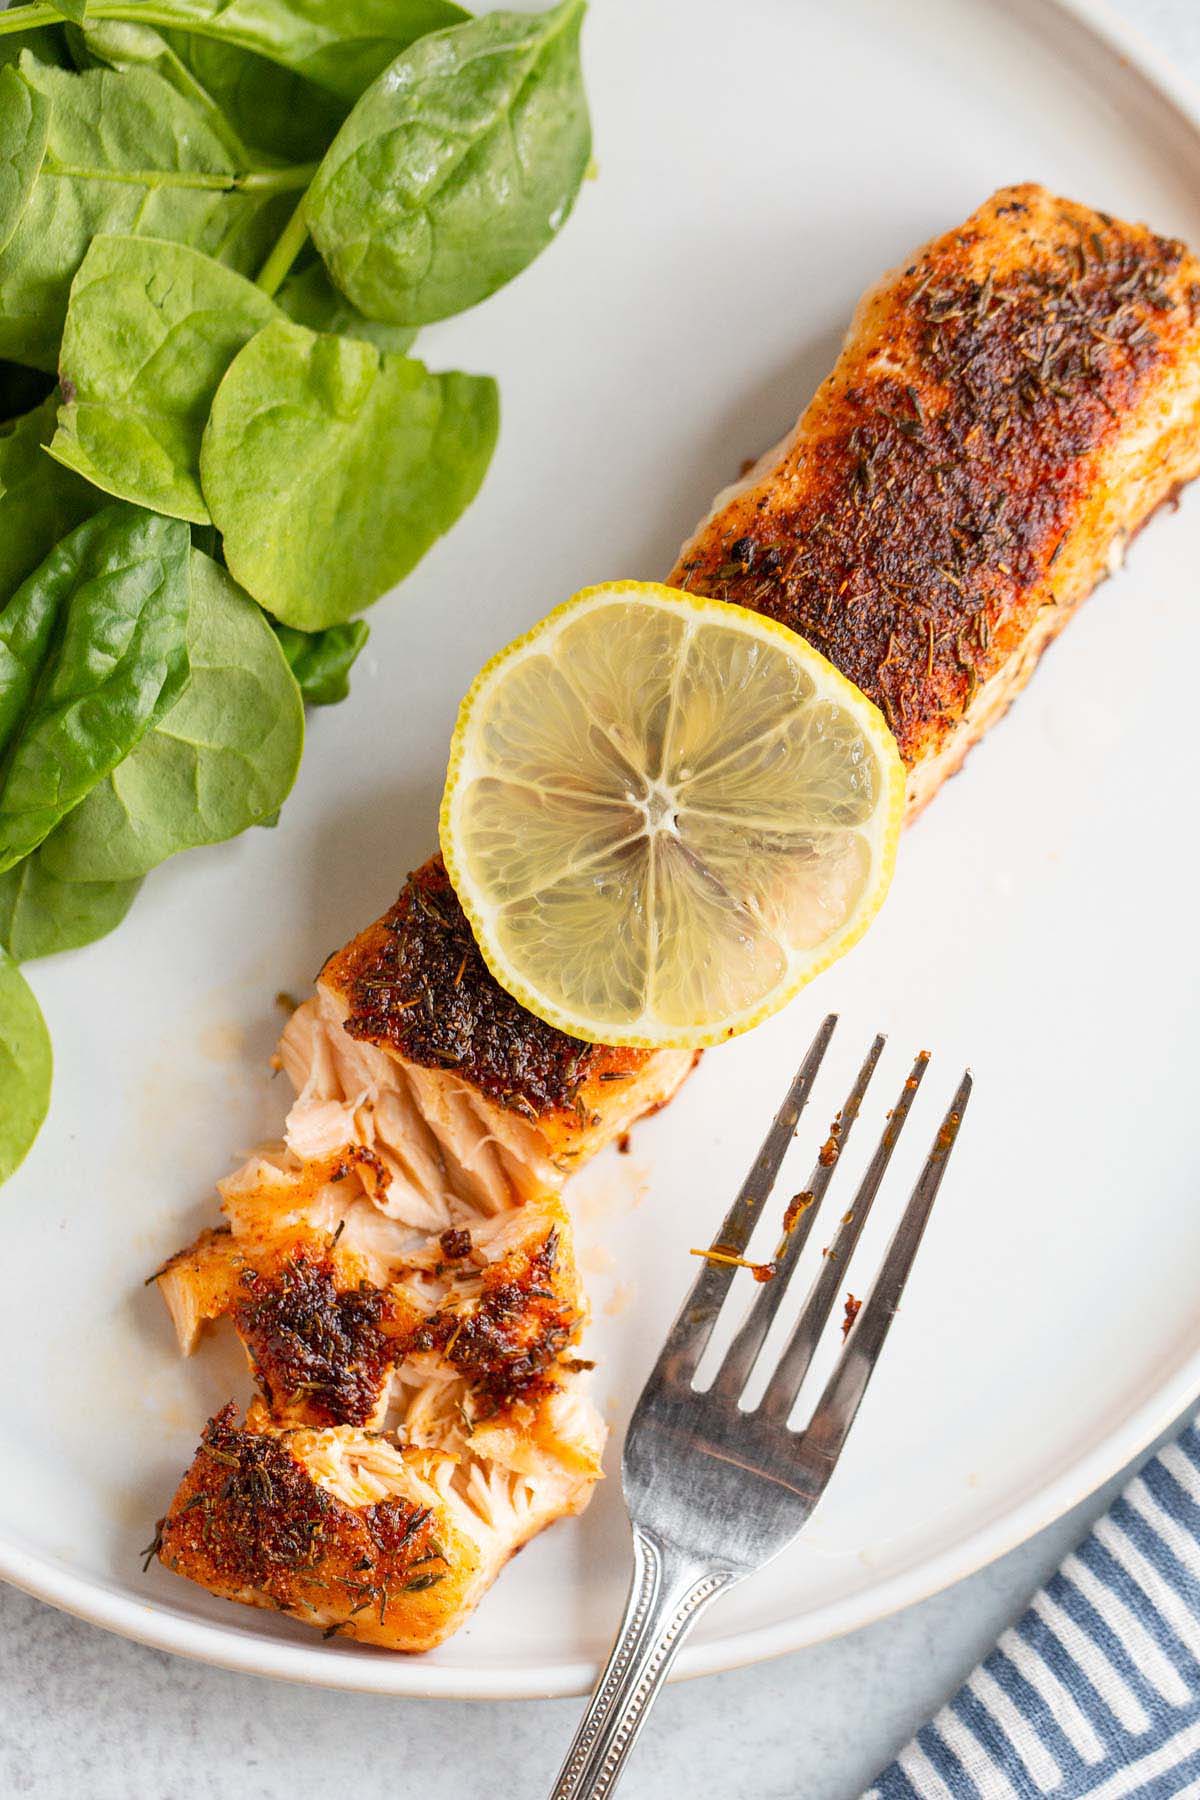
xmin=671 ymin=184 xmax=1200 ymax=815
xmin=154 ymin=185 xmax=1200 ymax=1650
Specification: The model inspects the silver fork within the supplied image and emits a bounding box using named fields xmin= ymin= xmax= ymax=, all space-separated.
xmin=549 ymin=1014 xmax=972 ymax=1800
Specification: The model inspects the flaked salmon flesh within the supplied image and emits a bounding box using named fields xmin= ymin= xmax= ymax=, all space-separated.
xmin=156 ymin=858 xmax=690 ymax=1650
xmin=155 ymin=185 xmax=1200 ymax=1650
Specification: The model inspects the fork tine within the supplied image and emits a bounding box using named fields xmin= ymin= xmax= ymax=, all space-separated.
xmin=757 ymin=1048 xmax=933 ymax=1422
xmin=789 ymin=1071 xmax=973 ymax=1498
xmin=655 ymin=1013 xmax=837 ymax=1388
xmin=708 ymin=1033 xmax=886 ymax=1403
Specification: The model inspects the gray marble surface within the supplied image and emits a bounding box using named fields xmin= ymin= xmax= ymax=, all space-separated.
xmin=5 ymin=2 xmax=1200 ymax=1796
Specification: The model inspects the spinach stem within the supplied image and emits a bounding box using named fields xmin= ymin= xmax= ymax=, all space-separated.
xmin=241 ymin=165 xmax=320 ymax=194
xmin=0 ymin=1 xmax=285 ymax=37
xmin=43 ymin=162 xmax=317 ymax=195
xmin=0 ymin=2 xmax=64 ymax=31
xmin=255 ymin=195 xmax=311 ymax=298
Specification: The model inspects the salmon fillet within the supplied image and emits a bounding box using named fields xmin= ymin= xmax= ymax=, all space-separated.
xmin=670 ymin=183 xmax=1200 ymax=815
xmin=155 ymin=183 xmax=1200 ymax=1651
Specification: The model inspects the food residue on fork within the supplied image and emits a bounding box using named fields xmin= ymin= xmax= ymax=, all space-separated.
xmin=783 ymin=1191 xmax=814 ymax=1233
xmin=935 ymin=1110 xmax=964 ymax=1157
xmin=818 ymin=1117 xmax=843 ymax=1167
xmin=842 ymin=1294 xmax=863 ymax=1338
xmin=689 ymin=1245 xmax=777 ymax=1283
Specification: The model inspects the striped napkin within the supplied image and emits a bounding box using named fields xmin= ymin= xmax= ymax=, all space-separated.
xmin=867 ymin=1423 xmax=1200 ymax=1799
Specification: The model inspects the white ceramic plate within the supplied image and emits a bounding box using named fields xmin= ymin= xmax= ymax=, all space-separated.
xmin=4 ymin=0 xmax=1200 ymax=1701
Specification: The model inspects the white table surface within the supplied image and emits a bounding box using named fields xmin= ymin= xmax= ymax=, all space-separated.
xmin=4 ymin=2 xmax=1199 ymax=1795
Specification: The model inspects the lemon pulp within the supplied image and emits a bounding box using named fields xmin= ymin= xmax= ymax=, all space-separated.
xmin=440 ymin=582 xmax=904 ymax=1049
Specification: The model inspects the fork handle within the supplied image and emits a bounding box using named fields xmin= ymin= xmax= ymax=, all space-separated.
xmin=549 ymin=1525 xmax=737 ymax=1800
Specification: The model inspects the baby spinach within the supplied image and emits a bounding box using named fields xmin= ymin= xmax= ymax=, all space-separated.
xmin=200 ymin=318 xmax=498 ymax=628
xmin=274 ymin=617 xmax=368 ymax=705
xmin=0 ymin=56 xmax=313 ymax=368
xmin=0 ymin=850 xmax=140 ymax=959
xmin=0 ymin=504 xmax=191 ymax=872
xmin=0 ymin=947 xmax=51 ymax=1184
xmin=277 ymin=260 xmax=416 ymax=352
xmin=0 ymin=0 xmax=596 ymax=1185
xmin=52 ymin=235 xmax=278 ymax=522
xmin=307 ymin=0 xmax=590 ymax=326
xmin=0 ymin=0 xmax=469 ymax=101
xmin=70 ymin=19 xmax=258 ymax=161
xmin=164 ymin=34 xmax=344 ymax=164
xmin=129 ymin=0 xmax=467 ymax=103
xmin=73 ymin=18 xmax=338 ymax=164
xmin=0 ymin=63 xmax=48 ymax=257
xmin=43 ymin=551 xmax=303 ymax=880
xmin=0 ymin=392 xmax=99 ymax=599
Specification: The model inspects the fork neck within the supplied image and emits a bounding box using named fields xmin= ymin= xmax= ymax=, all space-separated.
xmin=550 ymin=1525 xmax=739 ymax=1799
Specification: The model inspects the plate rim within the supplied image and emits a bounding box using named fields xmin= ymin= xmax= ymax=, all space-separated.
xmin=4 ymin=0 xmax=1200 ymax=1701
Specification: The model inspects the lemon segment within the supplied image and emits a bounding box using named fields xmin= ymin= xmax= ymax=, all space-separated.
xmin=440 ymin=582 xmax=905 ymax=1049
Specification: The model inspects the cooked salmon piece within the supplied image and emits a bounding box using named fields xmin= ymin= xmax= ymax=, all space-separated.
xmin=670 ymin=184 xmax=1200 ymax=817
xmin=156 ymin=1403 xmax=599 ymax=1652
xmin=159 ymin=1152 xmax=590 ymax=1431
xmin=157 ymin=1124 xmax=604 ymax=1649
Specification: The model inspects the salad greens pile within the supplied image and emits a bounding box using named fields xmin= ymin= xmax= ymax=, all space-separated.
xmin=0 ymin=0 xmax=591 ymax=1185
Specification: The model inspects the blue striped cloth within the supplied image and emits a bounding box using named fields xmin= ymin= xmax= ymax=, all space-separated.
xmin=867 ymin=1424 xmax=1200 ymax=1799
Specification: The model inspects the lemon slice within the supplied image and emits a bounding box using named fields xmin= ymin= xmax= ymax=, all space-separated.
xmin=439 ymin=581 xmax=904 ymax=1049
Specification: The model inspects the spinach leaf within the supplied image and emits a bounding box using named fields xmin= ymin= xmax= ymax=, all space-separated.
xmin=45 ymin=0 xmax=87 ymax=23
xmin=307 ymin=0 xmax=590 ymax=327
xmin=274 ymin=617 xmax=368 ymax=705
xmin=0 ymin=56 xmax=312 ymax=368
xmin=0 ymin=850 xmax=140 ymax=959
xmin=160 ymin=32 xmax=349 ymax=164
xmin=72 ymin=17 xmax=341 ymax=164
xmin=0 ymin=392 xmax=98 ymax=597
xmin=200 ymin=317 xmax=498 ymax=628
xmin=42 ymin=550 xmax=303 ymax=880
xmin=0 ymin=504 xmax=191 ymax=872
xmin=3 ymin=0 xmax=469 ymax=100
xmin=52 ymin=234 xmax=278 ymax=522
xmin=0 ymin=946 xmax=51 ymax=1183
xmin=0 ymin=64 xmax=48 ymax=256
xmin=85 ymin=0 xmax=468 ymax=102
xmin=277 ymin=260 xmax=416 ymax=353
xmin=68 ymin=18 xmax=257 ymax=160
